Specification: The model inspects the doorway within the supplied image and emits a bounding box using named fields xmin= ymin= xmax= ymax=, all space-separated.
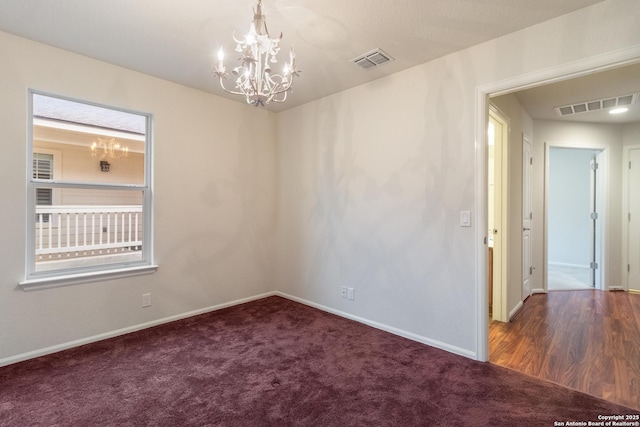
xmin=546 ymin=147 xmax=604 ymax=291
xmin=475 ymin=53 xmax=640 ymax=363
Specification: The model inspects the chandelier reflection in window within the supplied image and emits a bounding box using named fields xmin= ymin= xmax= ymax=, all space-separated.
xmin=91 ymin=137 xmax=128 ymax=172
xmin=214 ymin=0 xmax=300 ymax=107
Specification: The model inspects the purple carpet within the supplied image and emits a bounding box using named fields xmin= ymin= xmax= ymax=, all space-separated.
xmin=1 ymin=296 xmax=637 ymax=426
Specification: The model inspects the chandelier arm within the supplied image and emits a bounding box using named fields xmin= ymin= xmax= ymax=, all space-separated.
xmin=268 ymin=90 xmax=288 ymax=103
xmin=263 ymin=73 xmax=276 ymax=93
xmin=217 ymin=75 xmax=249 ymax=97
xmin=264 ymin=76 xmax=293 ymax=96
xmin=249 ymin=76 xmax=260 ymax=97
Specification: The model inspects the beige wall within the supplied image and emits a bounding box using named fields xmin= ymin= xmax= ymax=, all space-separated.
xmin=0 ymin=30 xmax=276 ymax=362
xmin=1 ymin=0 xmax=640 ymax=364
xmin=275 ymin=0 xmax=640 ymax=357
xmin=623 ymin=122 xmax=640 ymax=146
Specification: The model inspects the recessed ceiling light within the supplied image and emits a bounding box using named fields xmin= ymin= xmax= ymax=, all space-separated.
xmin=609 ymin=107 xmax=629 ymax=115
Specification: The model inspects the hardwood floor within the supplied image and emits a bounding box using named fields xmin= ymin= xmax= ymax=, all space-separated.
xmin=490 ymin=290 xmax=640 ymax=411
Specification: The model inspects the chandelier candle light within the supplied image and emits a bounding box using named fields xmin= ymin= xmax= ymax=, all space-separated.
xmin=90 ymin=137 xmax=129 ymax=160
xmin=215 ymin=0 xmax=300 ymax=107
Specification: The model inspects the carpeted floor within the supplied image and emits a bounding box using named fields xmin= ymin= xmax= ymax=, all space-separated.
xmin=1 ymin=296 xmax=637 ymax=426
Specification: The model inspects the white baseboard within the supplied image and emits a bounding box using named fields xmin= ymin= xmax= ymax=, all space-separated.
xmin=509 ymin=301 xmax=524 ymax=321
xmin=532 ymin=288 xmax=546 ymax=294
xmin=274 ymin=291 xmax=477 ymax=360
xmin=2 ymin=290 xmax=477 ymax=367
xmin=0 ymin=291 xmax=277 ymax=368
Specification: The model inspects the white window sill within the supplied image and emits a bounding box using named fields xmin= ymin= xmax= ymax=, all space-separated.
xmin=19 ymin=264 xmax=159 ymax=291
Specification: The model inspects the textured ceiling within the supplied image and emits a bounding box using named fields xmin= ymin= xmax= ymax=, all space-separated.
xmin=0 ymin=0 xmax=603 ymax=112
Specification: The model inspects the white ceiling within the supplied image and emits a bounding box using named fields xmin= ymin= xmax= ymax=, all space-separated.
xmin=0 ymin=0 xmax=604 ymax=112
xmin=511 ymin=62 xmax=640 ymax=124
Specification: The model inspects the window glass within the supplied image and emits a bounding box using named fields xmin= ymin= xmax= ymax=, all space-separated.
xmin=34 ymin=188 xmax=144 ymax=273
xmin=33 ymin=94 xmax=146 ymax=185
xmin=27 ymin=93 xmax=152 ymax=282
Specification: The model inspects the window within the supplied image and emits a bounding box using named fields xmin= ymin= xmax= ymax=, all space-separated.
xmin=22 ymin=92 xmax=156 ymax=289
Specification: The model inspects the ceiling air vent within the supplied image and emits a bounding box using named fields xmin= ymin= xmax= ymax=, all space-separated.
xmin=351 ymin=49 xmax=394 ymax=70
xmin=555 ymin=93 xmax=639 ymax=116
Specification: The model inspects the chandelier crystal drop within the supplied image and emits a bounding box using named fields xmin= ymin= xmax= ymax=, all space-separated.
xmin=214 ymin=0 xmax=300 ymax=107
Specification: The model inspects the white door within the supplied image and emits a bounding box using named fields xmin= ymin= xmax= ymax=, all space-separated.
xmin=629 ymin=148 xmax=640 ymax=292
xmin=489 ymin=107 xmax=509 ymax=322
xmin=522 ymin=134 xmax=532 ymax=299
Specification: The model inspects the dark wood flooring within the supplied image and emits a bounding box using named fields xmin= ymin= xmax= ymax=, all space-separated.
xmin=489 ymin=290 xmax=640 ymax=411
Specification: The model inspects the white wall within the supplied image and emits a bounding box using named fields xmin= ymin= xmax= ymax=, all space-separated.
xmin=0 ymin=31 xmax=277 ymax=363
xmin=276 ymin=0 xmax=640 ymax=357
xmin=623 ymin=122 xmax=640 ymax=146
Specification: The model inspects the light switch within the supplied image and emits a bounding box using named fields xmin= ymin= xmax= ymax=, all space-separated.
xmin=460 ymin=211 xmax=471 ymax=227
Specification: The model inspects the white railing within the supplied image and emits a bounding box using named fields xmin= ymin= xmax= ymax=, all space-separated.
xmin=35 ymin=205 xmax=142 ymax=260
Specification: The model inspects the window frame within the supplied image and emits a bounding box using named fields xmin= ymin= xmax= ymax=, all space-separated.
xmin=21 ymin=90 xmax=157 ymax=290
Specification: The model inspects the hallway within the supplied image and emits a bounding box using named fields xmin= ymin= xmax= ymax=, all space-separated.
xmin=489 ymin=290 xmax=640 ymax=411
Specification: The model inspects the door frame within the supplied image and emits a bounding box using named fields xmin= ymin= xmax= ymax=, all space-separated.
xmin=522 ymin=133 xmax=532 ymax=299
xmin=543 ymin=144 xmax=608 ymax=292
xmin=474 ymin=47 xmax=640 ymax=362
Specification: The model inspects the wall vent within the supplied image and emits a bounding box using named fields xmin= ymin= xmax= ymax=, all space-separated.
xmin=351 ymin=48 xmax=394 ymax=70
xmin=554 ymin=93 xmax=639 ymax=116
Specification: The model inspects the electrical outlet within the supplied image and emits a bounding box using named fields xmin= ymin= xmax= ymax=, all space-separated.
xmin=341 ymin=286 xmax=347 ymax=298
xmin=347 ymin=287 xmax=354 ymax=301
xmin=142 ymin=293 xmax=151 ymax=308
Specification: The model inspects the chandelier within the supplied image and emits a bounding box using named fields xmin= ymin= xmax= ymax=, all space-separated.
xmin=214 ymin=0 xmax=300 ymax=107
xmin=90 ymin=137 xmax=129 ymax=160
